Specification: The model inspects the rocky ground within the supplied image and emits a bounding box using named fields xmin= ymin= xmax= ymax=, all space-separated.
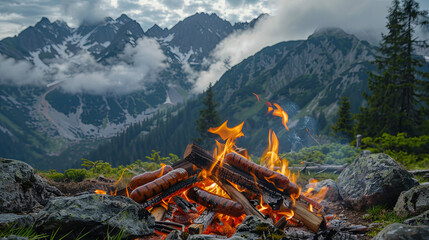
xmin=1 ymin=152 xmax=428 ymax=240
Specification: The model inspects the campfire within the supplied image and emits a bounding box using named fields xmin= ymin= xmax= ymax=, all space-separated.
xmin=96 ymin=101 xmax=331 ymax=238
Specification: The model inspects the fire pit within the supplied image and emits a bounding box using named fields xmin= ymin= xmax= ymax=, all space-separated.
xmin=96 ymin=102 xmax=337 ymax=239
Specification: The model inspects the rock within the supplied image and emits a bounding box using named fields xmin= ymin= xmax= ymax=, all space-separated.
xmin=0 ymin=158 xmax=62 ymax=214
xmin=403 ymin=210 xmax=429 ymax=226
xmin=0 ymin=214 xmax=34 ymax=230
xmin=165 ymin=230 xmax=188 ymax=240
xmin=337 ymin=153 xmax=418 ymax=210
xmin=394 ymin=185 xmax=429 ymax=218
xmin=372 ymin=223 xmax=429 ymax=240
xmin=35 ymin=194 xmax=155 ymax=239
xmin=0 ymin=235 xmax=29 ymax=240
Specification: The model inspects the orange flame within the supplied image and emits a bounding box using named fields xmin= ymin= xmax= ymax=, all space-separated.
xmin=208 ymin=121 xmax=244 ymax=173
xmin=94 ymin=189 xmax=106 ymax=194
xmin=252 ymin=93 xmax=260 ymax=102
xmin=303 ymin=179 xmax=329 ymax=203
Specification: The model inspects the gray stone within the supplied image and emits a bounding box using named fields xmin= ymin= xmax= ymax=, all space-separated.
xmin=0 ymin=158 xmax=62 ymax=214
xmin=0 ymin=235 xmax=29 ymax=240
xmin=0 ymin=214 xmax=34 ymax=230
xmin=35 ymin=194 xmax=155 ymax=239
xmin=372 ymin=223 xmax=429 ymax=240
xmin=403 ymin=210 xmax=429 ymax=226
xmin=337 ymin=153 xmax=418 ymax=210
xmin=394 ymin=185 xmax=429 ymax=218
xmin=165 ymin=230 xmax=187 ymax=240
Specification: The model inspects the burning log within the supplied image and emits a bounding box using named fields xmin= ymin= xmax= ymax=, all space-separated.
xmin=187 ymin=187 xmax=245 ymax=217
xmin=150 ymin=205 xmax=167 ymax=221
xmin=129 ymin=165 xmax=174 ymax=190
xmin=225 ymin=152 xmax=300 ymax=197
xmin=130 ymin=168 xmax=189 ymax=203
xmin=141 ymin=175 xmax=198 ymax=209
xmin=274 ymin=216 xmax=288 ymax=229
xmin=212 ymin=176 xmax=266 ymax=221
xmin=173 ymin=196 xmax=198 ymax=213
xmin=188 ymin=210 xmax=217 ymax=234
xmin=183 ymin=143 xmax=325 ymax=232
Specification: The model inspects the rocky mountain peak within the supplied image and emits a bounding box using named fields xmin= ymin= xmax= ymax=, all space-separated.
xmin=309 ymin=27 xmax=355 ymax=39
xmin=145 ymin=24 xmax=168 ymax=38
xmin=116 ymin=14 xmax=132 ymax=24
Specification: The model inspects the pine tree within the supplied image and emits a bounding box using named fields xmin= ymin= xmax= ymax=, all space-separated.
xmin=355 ymin=0 xmax=428 ymax=137
xmin=331 ymin=97 xmax=354 ymax=142
xmin=195 ymin=83 xmax=221 ymax=147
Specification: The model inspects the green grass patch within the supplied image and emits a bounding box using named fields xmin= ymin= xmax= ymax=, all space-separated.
xmin=364 ymin=205 xmax=406 ymax=237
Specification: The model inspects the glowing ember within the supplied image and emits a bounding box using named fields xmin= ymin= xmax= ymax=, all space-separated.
xmin=94 ymin=189 xmax=106 ymax=194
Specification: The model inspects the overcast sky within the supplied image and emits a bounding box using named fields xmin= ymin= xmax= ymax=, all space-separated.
xmin=0 ymin=0 xmax=427 ymax=40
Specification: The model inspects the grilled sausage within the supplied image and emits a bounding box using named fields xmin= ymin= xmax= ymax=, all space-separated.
xmin=129 ymin=165 xmax=174 ymax=190
xmin=225 ymin=152 xmax=299 ymax=197
xmin=186 ymin=187 xmax=244 ymax=217
xmin=130 ymin=168 xmax=188 ymax=203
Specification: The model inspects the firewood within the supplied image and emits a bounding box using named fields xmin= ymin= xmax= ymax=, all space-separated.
xmin=141 ymin=175 xmax=198 ymax=208
xmin=183 ymin=143 xmax=325 ymax=232
xmin=150 ymin=205 xmax=166 ymax=221
xmin=274 ymin=216 xmax=287 ymax=229
xmin=279 ymin=201 xmax=325 ymax=233
xmin=212 ymin=176 xmax=266 ymax=221
xmin=174 ymin=196 xmax=198 ymax=214
xmin=188 ymin=209 xmax=217 ymax=234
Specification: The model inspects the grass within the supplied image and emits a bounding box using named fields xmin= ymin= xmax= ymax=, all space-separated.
xmin=363 ymin=205 xmax=406 ymax=237
xmin=0 ymin=225 xmax=124 ymax=240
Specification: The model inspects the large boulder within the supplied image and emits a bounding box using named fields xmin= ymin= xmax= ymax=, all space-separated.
xmin=35 ymin=194 xmax=154 ymax=239
xmin=0 ymin=214 xmax=34 ymax=230
xmin=337 ymin=153 xmax=418 ymax=210
xmin=403 ymin=210 xmax=429 ymax=226
xmin=394 ymin=184 xmax=429 ymax=218
xmin=372 ymin=223 xmax=429 ymax=240
xmin=0 ymin=158 xmax=62 ymax=213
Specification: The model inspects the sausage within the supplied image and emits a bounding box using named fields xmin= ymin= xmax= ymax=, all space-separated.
xmin=130 ymin=168 xmax=188 ymax=203
xmin=225 ymin=152 xmax=299 ymax=197
xmin=186 ymin=187 xmax=244 ymax=217
xmin=129 ymin=165 xmax=174 ymax=190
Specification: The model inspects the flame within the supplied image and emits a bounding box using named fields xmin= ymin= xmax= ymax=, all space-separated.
xmin=208 ymin=121 xmax=244 ymax=173
xmin=94 ymin=189 xmax=106 ymax=194
xmin=303 ymin=179 xmax=329 ymax=203
xmin=309 ymin=204 xmax=313 ymax=212
xmin=260 ymin=129 xmax=300 ymax=199
xmin=252 ymin=93 xmax=260 ymax=102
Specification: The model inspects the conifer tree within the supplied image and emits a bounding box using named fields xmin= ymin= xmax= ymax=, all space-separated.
xmin=195 ymin=83 xmax=221 ymax=146
xmin=355 ymin=0 xmax=428 ymax=137
xmin=331 ymin=97 xmax=354 ymax=142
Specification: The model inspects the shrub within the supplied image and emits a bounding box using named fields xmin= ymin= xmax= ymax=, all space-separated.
xmin=64 ymin=169 xmax=87 ymax=182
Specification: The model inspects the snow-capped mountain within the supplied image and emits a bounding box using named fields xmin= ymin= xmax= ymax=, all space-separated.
xmin=0 ymin=12 xmax=263 ymax=169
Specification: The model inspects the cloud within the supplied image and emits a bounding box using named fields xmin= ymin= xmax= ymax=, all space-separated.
xmin=0 ymin=38 xmax=167 ymax=95
xmin=60 ymin=0 xmax=109 ymax=26
xmin=0 ymin=54 xmax=46 ymax=86
xmin=54 ymin=38 xmax=167 ymax=94
xmin=190 ymin=0 xmax=390 ymax=92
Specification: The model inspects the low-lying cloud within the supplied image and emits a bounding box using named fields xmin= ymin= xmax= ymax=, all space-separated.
xmin=0 ymin=38 xmax=167 ymax=95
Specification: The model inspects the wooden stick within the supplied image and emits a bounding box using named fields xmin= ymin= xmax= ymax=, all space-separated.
xmin=212 ymin=176 xmax=266 ymax=221
xmin=278 ymin=201 xmax=325 ymax=233
xmin=150 ymin=205 xmax=166 ymax=221
xmin=274 ymin=216 xmax=287 ymax=229
xmin=188 ymin=209 xmax=217 ymax=234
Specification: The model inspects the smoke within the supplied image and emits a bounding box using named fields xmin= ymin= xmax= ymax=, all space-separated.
xmin=0 ymin=38 xmax=167 ymax=95
xmin=0 ymin=54 xmax=46 ymax=86
xmin=190 ymin=0 xmax=390 ymax=93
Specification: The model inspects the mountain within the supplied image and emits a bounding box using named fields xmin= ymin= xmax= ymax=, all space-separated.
xmin=0 ymin=13 xmax=263 ymax=169
xmin=89 ymin=28 xmax=378 ymax=164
